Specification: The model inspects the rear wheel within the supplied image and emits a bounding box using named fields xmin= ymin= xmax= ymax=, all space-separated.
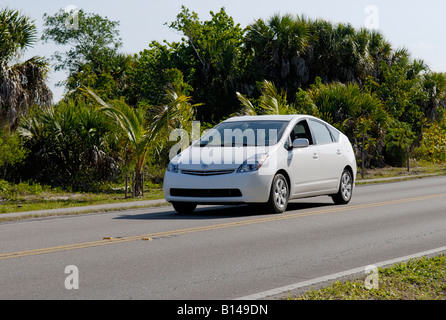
xmin=266 ymin=173 xmax=289 ymax=213
xmin=172 ymin=202 xmax=197 ymax=214
xmin=332 ymin=169 xmax=353 ymax=205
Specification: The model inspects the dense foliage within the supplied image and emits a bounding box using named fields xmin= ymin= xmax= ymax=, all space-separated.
xmin=1 ymin=6 xmax=445 ymax=191
xmin=0 ymin=8 xmax=52 ymax=130
xmin=18 ymin=99 xmax=121 ymax=190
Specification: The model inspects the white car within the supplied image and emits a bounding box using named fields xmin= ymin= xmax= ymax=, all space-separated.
xmin=163 ymin=115 xmax=357 ymax=214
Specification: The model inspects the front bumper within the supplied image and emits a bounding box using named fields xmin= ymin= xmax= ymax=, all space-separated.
xmin=163 ymin=170 xmax=273 ymax=204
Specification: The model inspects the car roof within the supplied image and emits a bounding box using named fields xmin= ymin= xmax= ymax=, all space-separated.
xmin=221 ymin=114 xmax=343 ymax=135
xmin=224 ymin=114 xmax=309 ymax=122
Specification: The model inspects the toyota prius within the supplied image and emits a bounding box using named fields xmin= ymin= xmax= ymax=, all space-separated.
xmin=163 ymin=115 xmax=357 ymax=214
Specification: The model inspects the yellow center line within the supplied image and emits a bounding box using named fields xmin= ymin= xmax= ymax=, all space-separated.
xmin=1 ymin=193 xmax=445 ymax=260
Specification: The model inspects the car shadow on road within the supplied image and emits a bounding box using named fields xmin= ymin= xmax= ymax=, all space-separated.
xmin=113 ymin=199 xmax=334 ymax=221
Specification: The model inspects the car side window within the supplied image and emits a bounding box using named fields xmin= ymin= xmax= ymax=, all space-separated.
xmin=290 ymin=120 xmax=313 ymax=145
xmin=308 ymin=119 xmax=333 ymax=145
xmin=327 ymin=125 xmax=340 ymax=142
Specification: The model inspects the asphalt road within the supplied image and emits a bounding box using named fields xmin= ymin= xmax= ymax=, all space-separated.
xmin=1 ymin=176 xmax=446 ymax=300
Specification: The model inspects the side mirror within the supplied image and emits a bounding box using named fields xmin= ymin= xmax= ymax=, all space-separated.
xmin=292 ymin=138 xmax=309 ymax=148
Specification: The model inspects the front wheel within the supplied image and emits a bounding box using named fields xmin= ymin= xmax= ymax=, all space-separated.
xmin=266 ymin=174 xmax=289 ymax=213
xmin=332 ymin=169 xmax=353 ymax=205
xmin=172 ymin=202 xmax=197 ymax=214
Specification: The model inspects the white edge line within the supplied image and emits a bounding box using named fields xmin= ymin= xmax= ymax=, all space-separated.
xmin=234 ymin=246 xmax=446 ymax=300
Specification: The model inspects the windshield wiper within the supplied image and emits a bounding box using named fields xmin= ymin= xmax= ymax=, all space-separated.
xmin=221 ymin=142 xmax=255 ymax=147
xmin=199 ymin=141 xmax=256 ymax=147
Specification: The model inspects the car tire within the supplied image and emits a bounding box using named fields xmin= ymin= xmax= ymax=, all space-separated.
xmin=172 ymin=202 xmax=197 ymax=214
xmin=332 ymin=169 xmax=353 ymax=205
xmin=267 ymin=173 xmax=289 ymax=213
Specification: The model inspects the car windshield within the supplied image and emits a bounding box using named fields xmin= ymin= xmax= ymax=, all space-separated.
xmin=198 ymin=120 xmax=289 ymax=147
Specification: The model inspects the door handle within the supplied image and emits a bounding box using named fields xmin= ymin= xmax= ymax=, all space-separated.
xmin=336 ymin=149 xmax=342 ymax=155
xmin=313 ymin=153 xmax=319 ymax=160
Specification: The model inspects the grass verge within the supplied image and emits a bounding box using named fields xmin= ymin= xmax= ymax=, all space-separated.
xmin=0 ymin=180 xmax=164 ymax=215
xmin=288 ymin=255 xmax=446 ymax=300
xmin=356 ymin=159 xmax=446 ymax=183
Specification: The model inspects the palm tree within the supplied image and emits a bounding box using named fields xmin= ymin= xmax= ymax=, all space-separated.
xmin=0 ymin=7 xmax=52 ymax=129
xmin=420 ymin=71 xmax=446 ymax=122
xmin=303 ymin=18 xmax=377 ymax=86
xmin=245 ymin=14 xmax=310 ymax=94
xmin=18 ymin=98 xmax=118 ymax=189
xmin=236 ymin=80 xmax=296 ymax=115
xmin=86 ymin=89 xmax=153 ymax=196
xmin=85 ymin=84 xmax=199 ymax=196
xmin=366 ymin=29 xmax=393 ymax=81
xmin=244 ymin=14 xmax=389 ymax=103
xmin=305 ymin=80 xmax=389 ymax=167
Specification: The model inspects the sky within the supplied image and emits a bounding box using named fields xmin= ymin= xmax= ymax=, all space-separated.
xmin=4 ymin=0 xmax=446 ymax=102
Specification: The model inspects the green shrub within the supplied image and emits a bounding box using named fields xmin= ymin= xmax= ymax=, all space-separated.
xmin=416 ymin=123 xmax=446 ymax=163
xmin=0 ymin=179 xmax=50 ymax=199
xmin=0 ymin=129 xmax=29 ymax=180
xmin=18 ymin=99 xmax=121 ymax=191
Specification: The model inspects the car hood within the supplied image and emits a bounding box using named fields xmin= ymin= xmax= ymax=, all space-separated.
xmin=171 ymin=145 xmax=273 ymax=171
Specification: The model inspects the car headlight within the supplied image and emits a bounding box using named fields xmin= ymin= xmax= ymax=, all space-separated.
xmin=236 ymin=154 xmax=268 ymax=173
xmin=167 ymin=163 xmax=179 ymax=173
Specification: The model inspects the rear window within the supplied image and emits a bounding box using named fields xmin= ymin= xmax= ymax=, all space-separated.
xmin=309 ymin=120 xmax=333 ymax=145
xmin=327 ymin=125 xmax=340 ymax=142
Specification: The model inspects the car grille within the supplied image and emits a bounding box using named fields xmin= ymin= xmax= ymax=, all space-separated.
xmin=180 ymin=169 xmax=235 ymax=176
xmin=170 ymin=188 xmax=242 ymax=197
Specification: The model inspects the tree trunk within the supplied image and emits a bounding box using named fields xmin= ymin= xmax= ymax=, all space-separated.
xmin=406 ymin=146 xmax=410 ymax=172
xmin=134 ymin=170 xmax=143 ymax=197
xmin=361 ymin=135 xmax=365 ymax=179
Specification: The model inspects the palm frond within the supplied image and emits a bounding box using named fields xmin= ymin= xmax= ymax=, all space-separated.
xmin=1 ymin=8 xmax=52 ymax=129
xmin=235 ymin=92 xmax=257 ymax=116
